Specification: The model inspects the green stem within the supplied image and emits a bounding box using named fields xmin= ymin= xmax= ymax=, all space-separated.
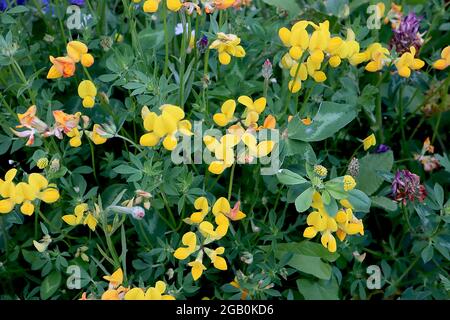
xmin=375 ymin=72 xmax=384 ymax=142
xmin=227 ymin=163 xmax=236 ymax=201
xmin=179 ymin=12 xmax=188 ymax=108
xmin=87 ymin=138 xmax=99 ymax=184
xmin=162 ymin=3 xmax=169 ymax=76
xmin=1 ymin=216 xmax=9 ymax=257
xmin=160 ymin=192 xmax=177 ymax=230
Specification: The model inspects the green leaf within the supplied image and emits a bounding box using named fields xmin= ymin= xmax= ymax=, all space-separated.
xmin=434 ymin=183 xmax=444 ymax=208
xmin=297 ymin=277 xmax=339 ymax=300
xmin=261 ymin=0 xmax=300 ymax=16
xmin=347 ymin=189 xmax=371 ymax=213
xmin=371 ymin=196 xmax=397 ymax=212
xmin=113 ymin=164 xmax=140 ymax=175
xmin=7 ymin=5 xmax=29 ymax=14
xmin=356 ymin=151 xmax=394 ymax=195
xmin=260 ymin=242 xmax=339 ymax=280
xmin=436 ymin=154 xmax=450 ymax=173
xmin=40 ymin=271 xmax=62 ymax=300
xmin=277 ymin=169 xmax=308 ymax=186
xmin=421 ymin=244 xmax=434 ymax=263
xmin=288 ymin=102 xmax=357 ymax=142
xmin=295 ymin=187 xmax=314 ymax=212
xmin=283 ymin=139 xmax=317 ymax=163
xmin=138 ymin=28 xmax=166 ymax=50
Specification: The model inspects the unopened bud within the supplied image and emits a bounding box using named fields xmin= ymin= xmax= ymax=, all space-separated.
xmin=262 ymin=59 xmax=273 ymax=80
xmin=37 ymin=158 xmax=49 ymax=169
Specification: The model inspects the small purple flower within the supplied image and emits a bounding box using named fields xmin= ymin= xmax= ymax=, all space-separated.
xmin=390 ymin=12 xmax=424 ymax=55
xmin=391 ymin=169 xmax=427 ymax=205
xmin=376 ymin=144 xmax=390 ymax=153
xmin=1 ymin=0 xmax=25 ymax=11
xmin=70 ymin=0 xmax=85 ymax=5
xmin=197 ymin=35 xmax=208 ymax=54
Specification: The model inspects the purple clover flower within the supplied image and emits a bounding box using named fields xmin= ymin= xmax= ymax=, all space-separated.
xmin=197 ymin=35 xmax=208 ymax=54
xmin=391 ymin=169 xmax=427 ymax=205
xmin=390 ymin=12 xmax=424 ymax=55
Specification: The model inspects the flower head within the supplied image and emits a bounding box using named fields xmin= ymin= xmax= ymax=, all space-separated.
xmin=139 ymin=105 xmax=192 ymax=151
xmin=47 ymin=56 xmax=76 ymax=79
xmin=390 ymin=12 xmax=424 ymax=55
xmin=433 ymin=46 xmax=450 ymax=70
xmin=391 ymin=169 xmax=427 ymax=204
xmin=395 ymin=46 xmax=424 ymax=78
xmin=209 ymin=33 xmax=246 ymax=65
xmin=78 ymin=80 xmax=97 ymax=108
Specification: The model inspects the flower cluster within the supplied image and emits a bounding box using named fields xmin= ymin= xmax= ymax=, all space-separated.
xmin=12 ymin=105 xmax=111 ymax=148
xmin=62 ymin=203 xmax=98 ymax=231
xmin=81 ymin=268 xmax=175 ymax=300
xmin=205 ymin=96 xmax=276 ymax=174
xmin=139 ymin=104 xmax=192 ymax=151
xmin=303 ymin=192 xmax=364 ymax=252
xmin=390 ymin=12 xmax=424 ymax=55
xmin=47 ymin=41 xmax=94 ymax=79
xmin=278 ymin=162 xmax=363 ymax=253
xmin=391 ymin=169 xmax=427 ymax=204
xmin=0 ymin=169 xmax=60 ymax=216
xmin=174 ymin=197 xmax=245 ymax=280
xmin=209 ymin=32 xmax=246 ymax=65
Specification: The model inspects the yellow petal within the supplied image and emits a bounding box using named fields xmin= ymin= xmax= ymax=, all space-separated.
xmin=155 ymin=281 xmax=166 ymax=294
xmin=81 ymin=53 xmax=94 ymax=67
xmin=256 ymin=141 xmax=275 ymax=157
xmin=83 ymin=213 xmax=97 ymax=231
xmin=167 ymin=0 xmax=182 ymax=11
xmin=28 ymin=173 xmax=48 ymax=190
xmin=82 ymin=96 xmax=95 ymax=108
xmin=78 ymin=80 xmax=97 ymax=99
xmin=20 ymin=201 xmax=35 ymax=216
xmin=212 ymin=197 xmax=230 ymax=216
xmin=253 ymin=97 xmax=266 ymax=114
xmin=67 ymin=41 xmax=88 ymax=62
xmin=47 ymin=65 xmax=62 ymax=79
xmin=303 ymin=226 xmax=317 ymax=238
xmin=162 ymin=135 xmax=178 ymax=151
xmin=221 ymin=99 xmax=236 ymax=118
xmin=103 ymin=268 xmax=123 ymax=287
xmin=102 ymin=289 xmax=120 ymax=300
xmin=62 ymin=214 xmax=80 ymax=226
xmin=160 ymin=104 xmax=185 ymax=122
xmin=140 ymin=132 xmax=160 ymax=147
xmin=213 ymin=256 xmax=228 ymax=271
xmin=39 ymin=188 xmax=60 ymax=203
xmin=213 ymin=113 xmax=229 ymax=127
xmin=208 ymin=161 xmax=227 ymax=175
xmin=219 ymin=52 xmax=231 ymax=65
xmin=125 ymin=288 xmax=145 ymax=300
xmin=278 ymin=27 xmax=291 ymax=47
xmin=143 ymin=112 xmax=158 ymax=132
xmin=143 ymin=0 xmax=159 ymax=12
xmin=0 ymin=199 xmax=15 ymax=214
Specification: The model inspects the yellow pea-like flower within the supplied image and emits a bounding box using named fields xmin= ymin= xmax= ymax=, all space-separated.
xmin=363 ymin=133 xmax=376 ymax=150
xmin=78 ymin=80 xmax=97 ymax=108
xmin=167 ymin=0 xmax=182 ymax=11
xmin=213 ymin=99 xmax=236 ymax=127
xmin=433 ymin=46 xmax=450 ymax=70
xmin=174 ymin=231 xmax=197 ymax=260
